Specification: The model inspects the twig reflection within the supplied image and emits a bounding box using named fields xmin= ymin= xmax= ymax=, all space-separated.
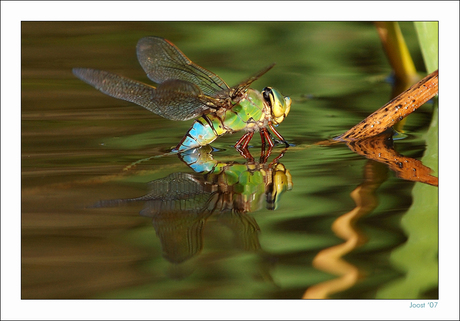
xmin=303 ymin=161 xmax=388 ymax=299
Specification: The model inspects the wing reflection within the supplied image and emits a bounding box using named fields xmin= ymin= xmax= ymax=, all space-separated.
xmin=92 ymin=146 xmax=292 ymax=264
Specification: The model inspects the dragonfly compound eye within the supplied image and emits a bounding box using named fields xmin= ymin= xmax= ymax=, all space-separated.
xmin=266 ymin=88 xmax=291 ymax=125
xmin=262 ymin=87 xmax=272 ymax=102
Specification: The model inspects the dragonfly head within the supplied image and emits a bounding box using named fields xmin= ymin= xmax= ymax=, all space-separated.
xmin=262 ymin=87 xmax=291 ymax=125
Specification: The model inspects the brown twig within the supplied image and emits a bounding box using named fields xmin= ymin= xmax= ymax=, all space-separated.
xmin=336 ymin=70 xmax=438 ymax=142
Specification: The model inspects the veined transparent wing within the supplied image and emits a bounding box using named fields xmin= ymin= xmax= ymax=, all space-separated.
xmin=72 ymin=68 xmax=214 ymax=121
xmin=229 ymin=63 xmax=275 ymax=98
xmin=136 ymin=36 xmax=229 ymax=96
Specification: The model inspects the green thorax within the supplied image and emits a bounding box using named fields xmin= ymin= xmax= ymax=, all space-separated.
xmin=206 ymin=89 xmax=267 ymax=136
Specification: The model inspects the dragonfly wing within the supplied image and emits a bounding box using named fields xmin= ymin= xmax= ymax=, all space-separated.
xmin=137 ymin=37 xmax=229 ymax=96
xmin=154 ymin=79 xmax=214 ymax=120
xmin=73 ymin=68 xmax=211 ymax=121
xmin=230 ymin=63 xmax=275 ymax=97
xmin=73 ymin=68 xmax=158 ymax=110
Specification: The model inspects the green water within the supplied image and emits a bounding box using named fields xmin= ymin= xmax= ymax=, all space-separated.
xmin=21 ymin=22 xmax=438 ymax=300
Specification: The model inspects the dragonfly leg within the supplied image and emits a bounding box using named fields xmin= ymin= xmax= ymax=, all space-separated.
xmin=259 ymin=130 xmax=266 ymax=148
xmin=235 ymin=131 xmax=254 ymax=149
xmin=258 ymin=129 xmax=273 ymax=163
xmin=236 ymin=146 xmax=255 ymax=162
xmin=269 ymin=123 xmax=289 ymax=147
xmin=260 ymin=144 xmax=274 ymax=164
xmin=270 ymin=148 xmax=288 ymax=165
xmin=260 ymin=128 xmax=275 ymax=148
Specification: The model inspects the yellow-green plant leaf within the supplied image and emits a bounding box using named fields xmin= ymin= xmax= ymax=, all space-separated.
xmin=414 ymin=22 xmax=439 ymax=72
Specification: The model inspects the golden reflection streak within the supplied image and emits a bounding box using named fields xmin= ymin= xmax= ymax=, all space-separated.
xmin=303 ymin=161 xmax=388 ymax=299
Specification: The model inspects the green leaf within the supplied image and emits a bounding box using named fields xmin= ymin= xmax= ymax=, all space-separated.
xmin=414 ymin=22 xmax=439 ymax=72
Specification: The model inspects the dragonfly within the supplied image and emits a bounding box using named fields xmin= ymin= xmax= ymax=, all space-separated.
xmin=73 ymin=36 xmax=292 ymax=152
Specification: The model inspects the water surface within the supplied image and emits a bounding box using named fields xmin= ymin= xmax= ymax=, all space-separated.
xmin=21 ymin=21 xmax=438 ymax=300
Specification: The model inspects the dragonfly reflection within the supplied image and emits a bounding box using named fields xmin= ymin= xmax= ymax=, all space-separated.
xmin=73 ymin=36 xmax=291 ymax=152
xmin=92 ymin=146 xmax=293 ymax=264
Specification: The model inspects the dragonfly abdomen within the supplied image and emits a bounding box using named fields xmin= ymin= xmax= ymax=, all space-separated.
xmin=175 ymin=114 xmax=227 ymax=152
